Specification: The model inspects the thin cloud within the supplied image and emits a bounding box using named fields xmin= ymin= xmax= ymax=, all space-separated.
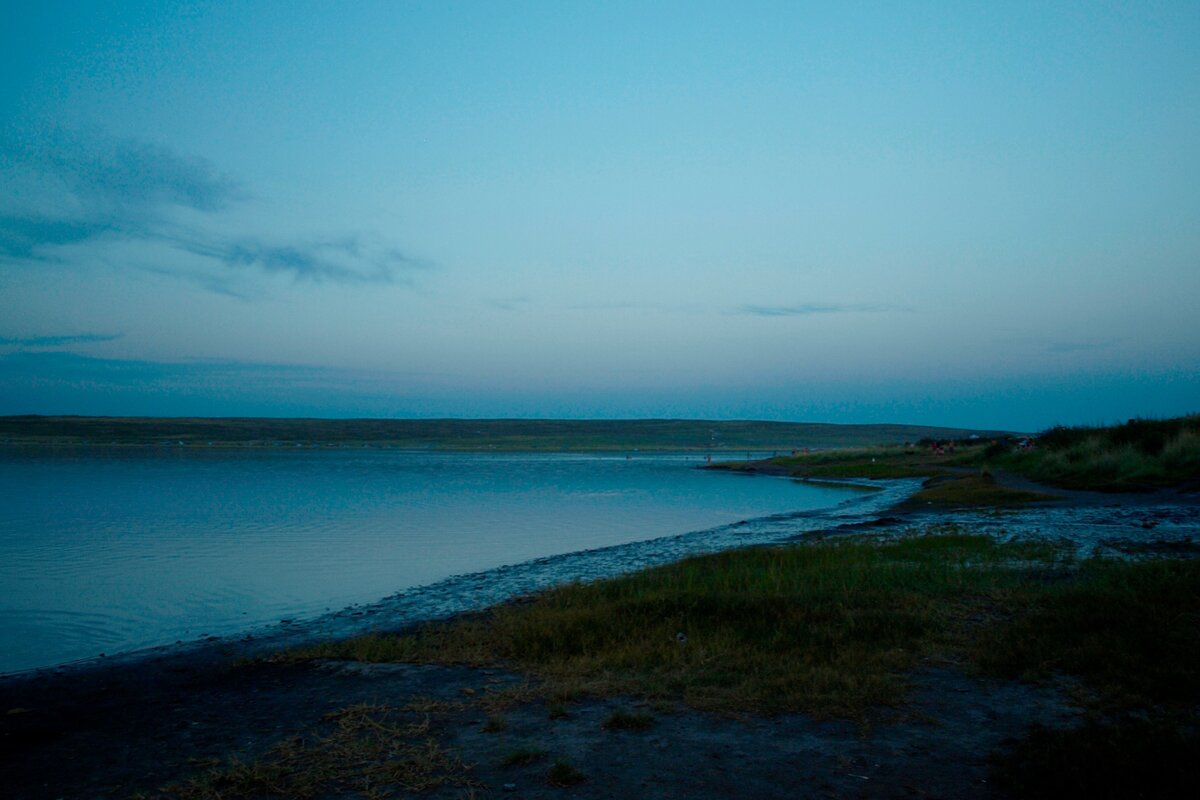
xmin=0 ymin=128 xmax=424 ymax=291
xmin=178 ymin=233 xmax=419 ymax=285
xmin=0 ymin=217 xmax=116 ymax=260
xmin=0 ymin=332 xmax=122 ymax=347
xmin=735 ymin=302 xmax=909 ymax=317
xmin=35 ymin=129 xmax=245 ymax=213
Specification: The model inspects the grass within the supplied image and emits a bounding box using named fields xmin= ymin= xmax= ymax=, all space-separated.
xmin=990 ymin=719 xmax=1200 ymax=799
xmin=287 ymin=532 xmax=1075 ymax=717
xmin=716 ymin=413 xmax=1200 ymax=496
xmin=741 ymin=443 xmax=987 ymax=480
xmin=139 ymin=703 xmax=477 ymax=800
xmin=501 ymin=745 xmax=547 ymax=767
xmin=904 ymin=472 xmax=1058 ymax=508
xmin=171 ymin=531 xmax=1200 ymax=798
xmin=999 ymin=414 xmax=1200 ymax=490
xmin=975 ymin=557 xmax=1200 ymax=709
xmin=546 ymin=758 xmax=586 ymax=786
xmin=481 ymin=714 xmax=507 ymax=733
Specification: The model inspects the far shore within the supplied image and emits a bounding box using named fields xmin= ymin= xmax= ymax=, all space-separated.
xmin=0 ymin=415 xmax=1018 ymax=452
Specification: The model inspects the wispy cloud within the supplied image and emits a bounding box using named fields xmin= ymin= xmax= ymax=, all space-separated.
xmin=0 ymin=128 xmax=423 ymax=292
xmin=35 ymin=129 xmax=245 ymax=213
xmin=487 ymin=295 xmax=533 ymax=311
xmin=0 ymin=217 xmax=116 ymax=260
xmin=734 ymin=302 xmax=909 ymax=317
xmin=0 ymin=332 xmax=122 ymax=347
xmin=178 ymin=233 xmax=418 ymax=285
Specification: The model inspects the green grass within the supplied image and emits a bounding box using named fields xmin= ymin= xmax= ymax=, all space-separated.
xmin=546 ymin=758 xmax=586 ymax=786
xmin=481 ymin=714 xmax=507 ymax=733
xmin=179 ymin=532 xmax=1200 ymax=799
xmin=904 ymin=473 xmax=1059 ymax=508
xmin=1000 ymin=414 xmax=1200 ymax=490
xmin=501 ymin=745 xmax=547 ymax=767
xmin=975 ymin=557 xmax=1200 ymax=709
xmin=288 ymin=533 xmax=1073 ymax=716
xmin=287 ymin=531 xmax=1200 ymax=723
xmin=716 ymin=414 xmax=1200 ymax=494
xmin=757 ymin=443 xmax=987 ymax=479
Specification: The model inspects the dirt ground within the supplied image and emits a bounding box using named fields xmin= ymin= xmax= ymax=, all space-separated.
xmin=1 ymin=644 xmax=1079 ymax=800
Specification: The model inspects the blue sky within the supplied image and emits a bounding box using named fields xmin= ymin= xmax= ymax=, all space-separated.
xmin=2 ymin=1 xmax=1197 ymax=431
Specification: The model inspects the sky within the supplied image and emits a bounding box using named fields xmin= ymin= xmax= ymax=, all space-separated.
xmin=1 ymin=1 xmax=1197 ymax=431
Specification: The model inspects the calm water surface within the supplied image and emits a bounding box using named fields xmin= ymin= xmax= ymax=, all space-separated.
xmin=0 ymin=448 xmax=857 ymax=674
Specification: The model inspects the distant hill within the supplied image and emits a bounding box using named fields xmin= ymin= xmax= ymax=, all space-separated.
xmin=0 ymin=416 xmax=1017 ymax=451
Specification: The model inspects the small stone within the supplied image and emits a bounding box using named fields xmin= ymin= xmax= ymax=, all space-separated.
xmin=502 ymin=783 xmax=517 ymax=792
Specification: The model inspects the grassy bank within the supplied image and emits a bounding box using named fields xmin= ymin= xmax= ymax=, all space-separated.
xmin=716 ymin=413 xmax=1200 ymax=500
xmin=997 ymin=414 xmax=1200 ymax=490
xmin=717 ymin=443 xmax=1059 ymax=507
xmin=288 ymin=532 xmax=1198 ymax=720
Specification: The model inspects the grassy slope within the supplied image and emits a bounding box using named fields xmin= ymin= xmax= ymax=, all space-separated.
xmin=0 ymin=416 xmax=1015 ymax=451
xmin=716 ymin=413 xmax=1200 ymax=500
xmin=997 ymin=414 xmax=1200 ymax=490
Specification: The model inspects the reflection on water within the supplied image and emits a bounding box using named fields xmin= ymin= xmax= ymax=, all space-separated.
xmin=0 ymin=448 xmax=857 ymax=673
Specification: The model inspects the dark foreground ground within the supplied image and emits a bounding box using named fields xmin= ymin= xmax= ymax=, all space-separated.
xmin=1 ymin=648 xmax=1075 ymax=800
xmin=3 ymin=478 xmax=1197 ymax=799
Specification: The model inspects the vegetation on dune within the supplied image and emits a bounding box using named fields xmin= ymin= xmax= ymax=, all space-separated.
xmin=998 ymin=414 xmax=1200 ymax=490
xmin=717 ymin=413 xmax=1200 ymax=497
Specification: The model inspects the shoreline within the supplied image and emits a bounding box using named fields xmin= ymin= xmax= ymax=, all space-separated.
xmin=3 ymin=473 xmax=1198 ymax=798
xmin=1 ymin=472 xmax=915 ymax=682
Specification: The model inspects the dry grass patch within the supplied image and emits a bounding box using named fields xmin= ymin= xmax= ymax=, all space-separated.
xmin=141 ymin=704 xmax=477 ymax=800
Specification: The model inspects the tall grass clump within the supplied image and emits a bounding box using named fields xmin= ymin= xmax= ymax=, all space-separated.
xmin=975 ymin=557 xmax=1200 ymax=708
xmin=1005 ymin=414 xmax=1200 ymax=490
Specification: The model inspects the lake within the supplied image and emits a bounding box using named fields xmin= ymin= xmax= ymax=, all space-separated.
xmin=0 ymin=447 xmax=890 ymax=674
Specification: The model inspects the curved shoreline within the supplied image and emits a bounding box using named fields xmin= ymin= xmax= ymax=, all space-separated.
xmin=1 ymin=475 xmax=921 ymax=685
